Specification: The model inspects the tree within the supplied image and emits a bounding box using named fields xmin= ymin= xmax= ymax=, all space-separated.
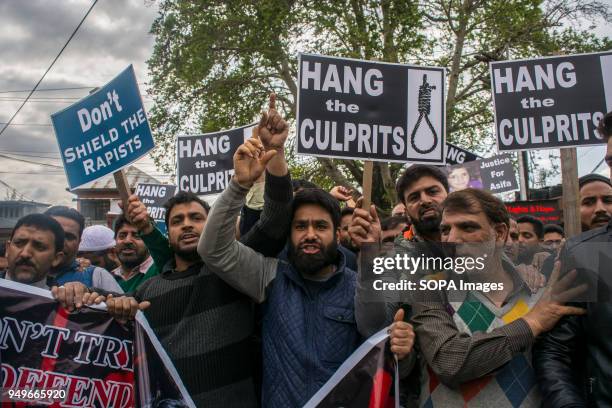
xmin=147 ymin=0 xmax=610 ymax=209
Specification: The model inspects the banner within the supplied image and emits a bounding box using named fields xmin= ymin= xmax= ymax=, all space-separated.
xmin=505 ymin=199 xmax=561 ymax=223
xmin=51 ymin=65 xmax=155 ymax=190
xmin=0 ymin=279 xmax=194 ymax=407
xmin=297 ymin=53 xmax=446 ymax=164
xmin=176 ymin=124 xmax=254 ymax=196
xmin=304 ymin=328 xmax=398 ymax=408
xmin=444 ymin=142 xmax=481 ymax=165
xmin=490 ymin=51 xmax=612 ymax=151
xmin=445 ymin=153 xmax=518 ymax=194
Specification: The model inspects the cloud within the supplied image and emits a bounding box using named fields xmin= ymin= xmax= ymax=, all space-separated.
xmin=0 ymin=0 xmax=160 ymax=207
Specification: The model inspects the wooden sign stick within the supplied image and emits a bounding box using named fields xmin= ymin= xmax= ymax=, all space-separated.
xmin=113 ymin=169 xmax=131 ymax=213
xmin=361 ymin=161 xmax=374 ymax=210
xmin=560 ymin=147 xmax=581 ymax=238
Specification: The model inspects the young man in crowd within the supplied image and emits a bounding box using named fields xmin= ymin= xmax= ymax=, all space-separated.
xmin=505 ymin=217 xmax=520 ymax=263
xmin=199 ymin=136 xmax=415 ymax=406
xmin=44 ymin=206 xmax=123 ymax=294
xmin=78 ymin=224 xmax=119 ymax=271
xmin=516 ymin=215 xmax=544 ymax=264
xmin=104 ymin=95 xmax=294 ymax=407
xmin=3 ymin=214 xmax=65 ymax=289
xmin=405 ymin=189 xmax=585 ymax=407
xmin=2 ymin=213 xmax=101 ymax=311
xmin=111 ymin=214 xmax=159 ymax=292
xmin=534 ymin=111 xmax=612 ymax=407
xmin=578 ymin=173 xmax=612 ymax=231
xmin=542 ymin=224 xmax=564 ymax=253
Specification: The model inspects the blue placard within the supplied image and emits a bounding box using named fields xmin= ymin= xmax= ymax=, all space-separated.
xmin=51 ymin=65 xmax=155 ymax=190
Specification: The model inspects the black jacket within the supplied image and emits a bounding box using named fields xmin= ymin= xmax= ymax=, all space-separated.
xmin=533 ymin=221 xmax=612 ymax=407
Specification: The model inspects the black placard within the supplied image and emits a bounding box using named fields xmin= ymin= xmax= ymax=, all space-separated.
xmin=490 ymin=51 xmax=612 ymax=151
xmin=296 ymin=54 xmax=446 ymax=164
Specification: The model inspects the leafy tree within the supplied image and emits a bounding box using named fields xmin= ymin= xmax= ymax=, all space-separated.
xmin=147 ymin=0 xmax=610 ymax=209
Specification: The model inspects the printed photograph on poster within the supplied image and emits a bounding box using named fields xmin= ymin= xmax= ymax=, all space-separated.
xmin=490 ymin=51 xmax=612 ymax=151
xmin=176 ymin=124 xmax=254 ymax=196
xmin=444 ymin=153 xmax=518 ymax=194
xmin=296 ymin=53 xmax=446 ymax=164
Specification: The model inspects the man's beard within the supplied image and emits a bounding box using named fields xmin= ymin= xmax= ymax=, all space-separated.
xmin=340 ymin=237 xmax=359 ymax=253
xmin=173 ymin=246 xmax=201 ymax=263
xmin=412 ymin=204 xmax=441 ymax=235
xmin=288 ymin=239 xmax=338 ymax=276
xmin=118 ymin=244 xmax=147 ymax=269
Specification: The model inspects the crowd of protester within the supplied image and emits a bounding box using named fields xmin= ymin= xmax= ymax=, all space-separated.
xmin=2 ymin=99 xmax=612 ymax=407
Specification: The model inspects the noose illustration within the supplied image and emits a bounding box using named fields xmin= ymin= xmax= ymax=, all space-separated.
xmin=410 ymin=74 xmax=438 ymax=154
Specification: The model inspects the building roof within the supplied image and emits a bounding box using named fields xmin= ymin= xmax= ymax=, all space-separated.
xmin=73 ymin=166 xmax=161 ymax=191
xmin=0 ymin=199 xmax=50 ymax=207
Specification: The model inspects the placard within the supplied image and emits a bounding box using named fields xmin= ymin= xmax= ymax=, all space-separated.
xmin=297 ymin=53 xmax=446 ymax=164
xmin=51 ymin=65 xmax=154 ymax=190
xmin=490 ymin=51 xmax=612 ymax=151
xmin=445 ymin=153 xmax=518 ymax=194
xmin=176 ymin=124 xmax=254 ymax=195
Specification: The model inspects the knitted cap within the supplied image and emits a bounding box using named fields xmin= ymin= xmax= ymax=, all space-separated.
xmin=78 ymin=225 xmax=116 ymax=252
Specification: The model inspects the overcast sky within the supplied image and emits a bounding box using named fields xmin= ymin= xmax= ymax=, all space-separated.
xmin=0 ymin=1 xmax=609 ymax=207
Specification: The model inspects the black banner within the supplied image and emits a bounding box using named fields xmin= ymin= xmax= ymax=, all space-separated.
xmin=490 ymin=51 xmax=612 ymax=151
xmin=445 ymin=153 xmax=518 ymax=194
xmin=0 ymin=280 xmax=194 ymax=407
xmin=444 ymin=142 xmax=481 ymax=165
xmin=297 ymin=53 xmax=446 ymax=164
xmin=176 ymin=124 xmax=254 ymax=196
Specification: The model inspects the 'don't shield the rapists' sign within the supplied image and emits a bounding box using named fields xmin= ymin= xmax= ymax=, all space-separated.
xmin=296 ymin=54 xmax=446 ymax=164
xmin=490 ymin=51 xmax=612 ymax=152
xmin=51 ymin=65 xmax=155 ymax=190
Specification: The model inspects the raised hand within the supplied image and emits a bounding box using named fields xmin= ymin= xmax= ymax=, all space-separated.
xmin=256 ymin=93 xmax=288 ymax=151
xmin=233 ymin=138 xmax=277 ymax=188
xmin=348 ymin=198 xmax=382 ymax=248
xmin=522 ymin=261 xmax=587 ymax=337
xmin=389 ymin=308 xmax=415 ymax=360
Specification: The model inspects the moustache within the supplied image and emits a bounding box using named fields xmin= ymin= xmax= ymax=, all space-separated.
xmin=592 ymin=213 xmax=611 ymax=224
xmin=15 ymin=258 xmax=35 ymax=268
xmin=419 ymin=204 xmax=439 ymax=216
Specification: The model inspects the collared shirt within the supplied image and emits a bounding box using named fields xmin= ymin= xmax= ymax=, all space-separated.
xmin=112 ymin=256 xmax=158 ymax=293
xmin=112 ymin=256 xmax=154 ymax=280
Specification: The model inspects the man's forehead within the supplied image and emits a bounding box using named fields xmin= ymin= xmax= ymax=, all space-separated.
xmin=293 ymin=204 xmax=333 ymax=222
xmin=441 ymin=210 xmax=483 ymax=224
xmin=404 ymin=176 xmax=444 ymax=195
xmin=169 ymin=201 xmax=207 ymax=217
xmin=518 ymin=222 xmax=535 ymax=232
xmin=580 ymin=181 xmax=612 ymax=197
xmin=13 ymin=225 xmax=54 ymax=241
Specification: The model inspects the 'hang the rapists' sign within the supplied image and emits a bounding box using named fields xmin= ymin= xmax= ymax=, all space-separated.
xmin=135 ymin=183 xmax=177 ymax=221
xmin=51 ymin=65 xmax=155 ymax=190
xmin=296 ymin=54 xmax=446 ymax=164
xmin=490 ymin=51 xmax=612 ymax=151
xmin=176 ymin=124 xmax=254 ymax=195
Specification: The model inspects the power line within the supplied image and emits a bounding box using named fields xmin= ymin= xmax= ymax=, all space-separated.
xmin=0 ymin=84 xmax=147 ymax=94
xmin=0 ymin=0 xmax=99 ymax=138
xmin=0 ymin=153 xmax=64 ymax=168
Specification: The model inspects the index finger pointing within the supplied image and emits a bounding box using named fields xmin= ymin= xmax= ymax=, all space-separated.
xmin=269 ymin=93 xmax=276 ymax=110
